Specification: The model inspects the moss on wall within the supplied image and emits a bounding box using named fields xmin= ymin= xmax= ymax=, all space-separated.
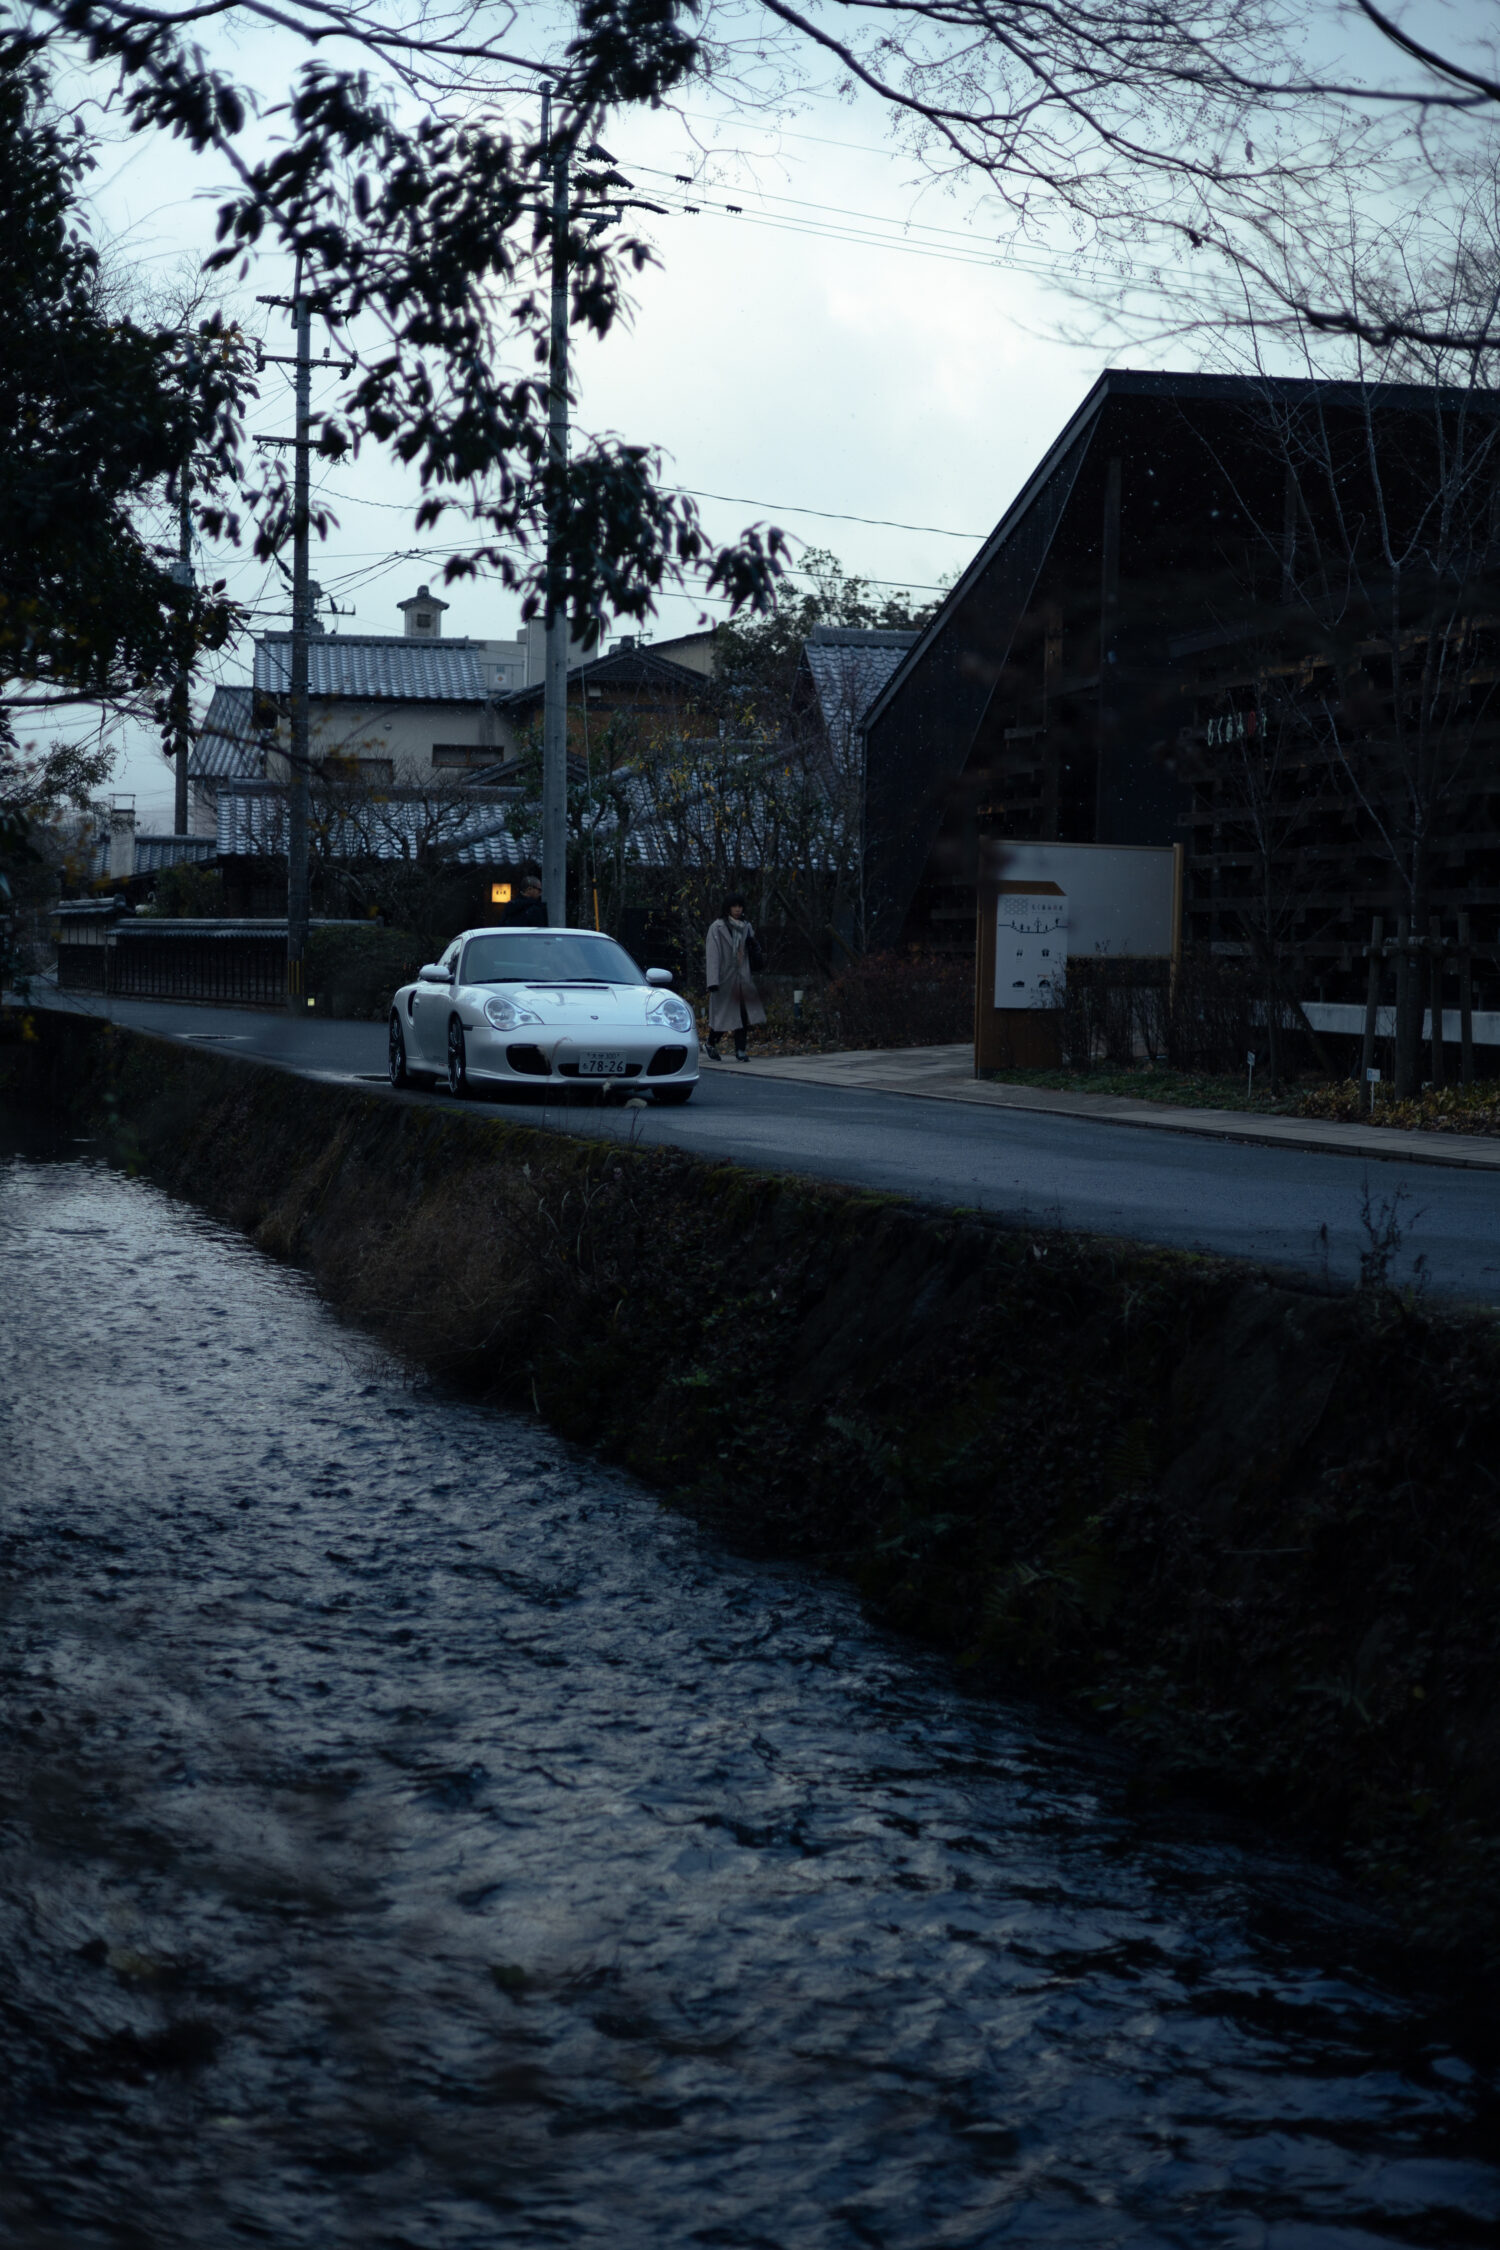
xmin=6 ymin=1004 xmax=1500 ymax=1964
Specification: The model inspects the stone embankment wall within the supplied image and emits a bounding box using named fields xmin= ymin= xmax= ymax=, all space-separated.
xmin=6 ymin=1007 xmax=1500 ymax=1963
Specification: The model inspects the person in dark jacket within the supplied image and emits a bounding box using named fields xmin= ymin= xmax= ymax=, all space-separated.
xmin=501 ymin=874 xmax=548 ymax=928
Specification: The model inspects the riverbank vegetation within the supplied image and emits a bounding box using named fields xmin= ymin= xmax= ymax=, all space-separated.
xmin=6 ymin=1007 xmax=1500 ymax=1968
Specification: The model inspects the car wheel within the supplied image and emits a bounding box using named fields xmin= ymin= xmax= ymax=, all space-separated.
xmin=655 ymin=1083 xmax=694 ymax=1106
xmin=447 ymin=1016 xmax=468 ymax=1097
xmin=388 ymin=1011 xmax=409 ymax=1088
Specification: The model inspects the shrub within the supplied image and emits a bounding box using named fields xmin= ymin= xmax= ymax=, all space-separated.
xmin=824 ymin=950 xmax=972 ymax=1049
xmin=1296 ymin=1079 xmax=1500 ymax=1134
xmin=153 ymin=862 xmax=225 ymax=918
xmin=306 ymin=924 xmax=423 ymax=1019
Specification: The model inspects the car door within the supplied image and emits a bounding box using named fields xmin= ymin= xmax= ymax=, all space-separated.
xmin=410 ymin=940 xmax=459 ymax=1065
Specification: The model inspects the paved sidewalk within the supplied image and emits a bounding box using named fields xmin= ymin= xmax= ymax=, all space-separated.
xmin=739 ymin=1044 xmax=1500 ymax=1173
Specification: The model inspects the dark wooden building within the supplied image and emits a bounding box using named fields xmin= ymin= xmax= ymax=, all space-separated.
xmin=861 ymin=368 xmax=1500 ymax=1015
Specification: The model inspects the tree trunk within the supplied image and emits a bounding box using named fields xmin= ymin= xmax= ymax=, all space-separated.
xmin=1395 ymin=849 xmax=1430 ymax=1099
xmin=1395 ymin=914 xmax=1423 ymax=1097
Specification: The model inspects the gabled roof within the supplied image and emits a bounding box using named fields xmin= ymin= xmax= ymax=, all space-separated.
xmin=859 ymin=374 xmax=1114 ymax=743
xmin=190 ymin=685 xmax=262 ymax=783
xmin=860 ymin=365 xmax=1500 ymax=741
xmin=253 ymin=634 xmax=488 ymax=702
xmin=802 ymin=629 xmax=918 ymax=748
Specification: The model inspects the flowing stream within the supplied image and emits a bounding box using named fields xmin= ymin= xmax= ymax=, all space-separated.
xmin=1 ymin=1125 xmax=1496 ymax=2248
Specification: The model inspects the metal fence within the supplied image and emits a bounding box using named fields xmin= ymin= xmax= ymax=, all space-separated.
xmin=51 ymin=913 xmax=369 ymax=1009
xmin=109 ymin=923 xmax=292 ymax=1006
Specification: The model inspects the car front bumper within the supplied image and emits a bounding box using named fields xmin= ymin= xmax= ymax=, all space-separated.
xmin=462 ymin=1025 xmax=699 ymax=1088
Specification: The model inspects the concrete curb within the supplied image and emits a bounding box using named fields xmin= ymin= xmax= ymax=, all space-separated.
xmin=742 ymin=1045 xmax=1500 ymax=1173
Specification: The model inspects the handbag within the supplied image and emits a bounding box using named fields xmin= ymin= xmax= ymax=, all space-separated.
xmin=746 ymin=932 xmax=766 ymax=976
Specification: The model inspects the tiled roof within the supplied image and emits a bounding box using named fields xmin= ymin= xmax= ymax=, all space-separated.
xmin=253 ymin=634 xmax=488 ymax=703
xmin=190 ymin=685 xmax=262 ymax=782
xmin=134 ymin=835 xmax=218 ymax=874
xmin=608 ymin=757 xmax=846 ymax=874
xmin=502 ymin=643 xmax=710 ymax=710
xmin=803 ymin=632 xmax=917 ymax=750
xmin=216 ymin=781 xmax=534 ymax=867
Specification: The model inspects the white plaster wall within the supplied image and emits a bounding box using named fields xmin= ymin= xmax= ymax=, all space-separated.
xmin=265 ymin=699 xmax=493 ymax=783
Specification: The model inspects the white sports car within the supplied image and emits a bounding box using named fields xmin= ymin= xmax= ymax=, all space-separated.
xmin=387 ymin=925 xmax=699 ymax=1103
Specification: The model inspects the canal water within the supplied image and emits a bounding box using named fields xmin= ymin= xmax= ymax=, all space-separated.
xmin=1 ymin=1132 xmax=1496 ymax=2249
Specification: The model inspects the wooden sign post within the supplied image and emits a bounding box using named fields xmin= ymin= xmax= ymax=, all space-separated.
xmin=974 ymin=840 xmax=1181 ymax=1078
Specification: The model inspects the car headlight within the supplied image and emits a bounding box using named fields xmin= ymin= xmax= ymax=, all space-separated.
xmin=647 ymin=992 xmax=695 ymax=1034
xmin=483 ymin=994 xmax=544 ymax=1030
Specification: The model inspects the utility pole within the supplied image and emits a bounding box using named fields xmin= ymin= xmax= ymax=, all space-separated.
xmin=542 ymin=89 xmax=570 ymax=932
xmin=286 ymin=272 xmax=313 ymax=1008
xmin=170 ymin=449 xmax=192 ymax=836
xmin=256 ymin=279 xmax=353 ymax=1008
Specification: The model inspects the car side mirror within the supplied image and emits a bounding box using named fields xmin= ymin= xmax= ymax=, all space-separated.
xmin=646 ymin=967 xmax=673 ymax=986
xmin=418 ymin=963 xmax=450 ymax=984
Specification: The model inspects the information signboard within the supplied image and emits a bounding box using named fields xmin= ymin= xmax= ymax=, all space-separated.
xmin=981 ymin=840 xmax=1178 ymax=960
xmin=974 ymin=840 xmax=1182 ymax=1074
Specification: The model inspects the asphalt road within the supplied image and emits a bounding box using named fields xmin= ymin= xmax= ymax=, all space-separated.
xmin=29 ymin=986 xmax=1500 ymax=1302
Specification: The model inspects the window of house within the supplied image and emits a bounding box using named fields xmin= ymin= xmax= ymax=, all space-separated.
xmin=319 ymin=755 xmax=395 ymax=785
xmin=432 ymin=743 xmax=494 ymax=770
xmin=415 ymin=612 xmax=433 ymax=631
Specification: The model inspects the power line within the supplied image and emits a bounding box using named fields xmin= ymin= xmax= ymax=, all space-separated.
xmin=613 ymin=169 xmax=1160 ymax=301
xmin=636 ymin=174 xmax=1131 ymax=286
xmin=248 ymin=482 xmax=984 ymax=543
xmin=681 ymin=487 xmax=983 ymax=538
xmin=653 ymin=193 xmax=1011 ymax=271
xmin=632 ymin=159 xmax=1005 ymax=252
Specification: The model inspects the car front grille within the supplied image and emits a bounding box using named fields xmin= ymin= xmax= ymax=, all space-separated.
xmin=646 ymin=1046 xmax=689 ymax=1076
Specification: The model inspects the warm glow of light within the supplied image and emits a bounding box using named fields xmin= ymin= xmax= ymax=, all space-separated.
xmin=491 ymin=882 xmax=512 ymax=905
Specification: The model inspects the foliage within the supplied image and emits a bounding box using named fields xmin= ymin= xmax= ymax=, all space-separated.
xmin=45 ymin=0 xmax=786 ymax=632
xmin=42 ymin=0 xmax=1433 ymax=636
xmin=1296 ymin=1077 xmax=1500 ymax=1135
xmin=709 ymin=548 xmax=938 ymax=732
xmin=502 ymin=710 xmax=638 ymax=935
xmin=305 ymin=921 xmax=421 ymax=1018
xmin=151 ymin=859 xmax=225 ymax=917
xmin=676 ymin=953 xmax=972 ymax=1052
xmin=46 ymin=0 xmax=1425 ymax=334
xmin=821 ymin=949 xmax=972 ymax=1048
xmin=979 ymin=1060 xmax=1309 ymax=1112
xmin=617 ymin=553 xmax=944 ymax=967
xmin=1052 ymin=950 xmax=1260 ymax=1075
xmin=0 ymin=37 xmax=249 ymax=750
xmin=492 ymin=551 xmax=942 ymax=968
xmin=0 ymin=731 xmax=116 ymax=819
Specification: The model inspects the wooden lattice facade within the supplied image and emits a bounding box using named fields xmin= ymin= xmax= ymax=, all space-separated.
xmin=861 ymin=369 xmax=1500 ymax=1013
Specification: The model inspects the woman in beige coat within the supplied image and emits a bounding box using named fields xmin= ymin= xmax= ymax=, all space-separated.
xmin=704 ymin=895 xmax=766 ymax=1061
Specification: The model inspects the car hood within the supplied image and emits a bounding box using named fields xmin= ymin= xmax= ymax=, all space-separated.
xmin=468 ymin=984 xmax=688 ymax=1027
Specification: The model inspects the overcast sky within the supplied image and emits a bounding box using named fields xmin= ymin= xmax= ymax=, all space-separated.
xmin=66 ymin=0 xmax=1476 ymax=825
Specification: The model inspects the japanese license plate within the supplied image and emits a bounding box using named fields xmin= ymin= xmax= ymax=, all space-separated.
xmin=577 ymin=1051 xmax=628 ymax=1076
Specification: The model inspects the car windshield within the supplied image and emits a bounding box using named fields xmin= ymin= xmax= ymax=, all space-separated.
xmin=461 ymin=932 xmax=645 ymax=986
